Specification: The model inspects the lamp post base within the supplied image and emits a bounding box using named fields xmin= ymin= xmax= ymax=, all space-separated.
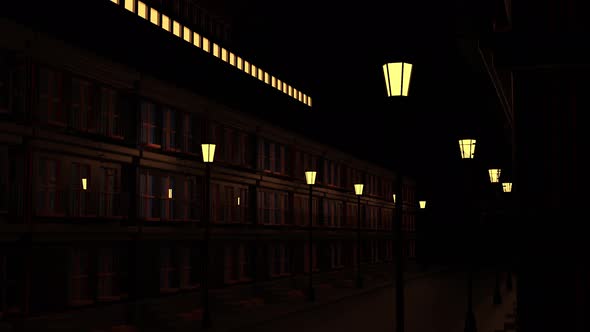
xmin=464 ymin=310 xmax=477 ymax=332
xmin=308 ymin=287 xmax=315 ymax=302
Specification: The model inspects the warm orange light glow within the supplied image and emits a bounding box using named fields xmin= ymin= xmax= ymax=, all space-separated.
xmin=82 ymin=178 xmax=87 ymax=191
xmin=305 ymin=171 xmax=317 ymax=185
xmin=201 ymin=144 xmax=216 ymax=163
xmin=288 ymin=85 xmax=293 ymax=96
xmin=237 ymin=57 xmax=243 ymax=70
xmin=488 ymin=169 xmax=501 ymax=183
xmin=202 ymin=37 xmax=210 ymax=52
xmin=354 ymin=184 xmax=364 ymax=196
xmin=392 ymin=193 xmax=396 ymax=203
xmin=244 ymin=61 xmax=250 ymax=74
xmin=221 ymin=48 xmax=228 ymax=62
xmin=277 ymin=79 xmax=282 ymax=91
xmin=229 ymin=52 xmax=236 ymax=66
xmin=168 ymin=188 xmax=173 ymax=199
xmin=111 ymin=0 xmax=119 ymax=4
xmin=124 ymin=0 xmax=135 ymax=12
xmin=257 ymin=68 xmax=263 ymax=80
xmin=173 ymin=21 xmax=181 ymax=37
xmin=308 ymin=97 xmax=312 ymax=107
xmin=251 ymin=64 xmax=258 ymax=78
xmin=419 ymin=200 xmax=426 ymax=209
xmin=192 ymin=32 xmax=201 ymax=48
xmin=383 ymin=62 xmax=413 ymax=97
xmin=150 ymin=8 xmax=159 ymax=25
xmin=459 ymin=139 xmax=476 ymax=159
xmin=161 ymin=14 xmax=170 ymax=31
xmin=271 ymin=76 xmax=277 ymax=88
xmin=237 ymin=197 xmax=241 ymax=206
xmin=183 ymin=27 xmax=191 ymax=43
xmin=502 ymin=182 xmax=512 ymax=193
xmin=213 ymin=43 xmax=220 ymax=57
xmin=138 ymin=1 xmax=147 ymax=19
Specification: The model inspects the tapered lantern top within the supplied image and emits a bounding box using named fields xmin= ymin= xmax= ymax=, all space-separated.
xmin=82 ymin=178 xmax=87 ymax=191
xmin=392 ymin=193 xmax=396 ymax=204
xmin=383 ymin=62 xmax=413 ymax=97
xmin=502 ymin=182 xmax=512 ymax=193
xmin=488 ymin=169 xmax=501 ymax=183
xmin=458 ymin=139 xmax=476 ymax=159
xmin=354 ymin=184 xmax=364 ymax=196
xmin=201 ymin=144 xmax=216 ymax=163
xmin=305 ymin=171 xmax=317 ymax=185
xmin=419 ymin=200 xmax=426 ymax=209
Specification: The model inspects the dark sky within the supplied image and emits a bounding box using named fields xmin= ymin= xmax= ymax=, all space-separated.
xmin=218 ymin=0 xmax=510 ymax=201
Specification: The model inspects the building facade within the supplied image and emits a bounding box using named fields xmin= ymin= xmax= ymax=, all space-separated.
xmin=0 ymin=2 xmax=417 ymax=330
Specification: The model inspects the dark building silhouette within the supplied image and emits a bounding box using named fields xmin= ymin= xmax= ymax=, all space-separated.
xmin=0 ymin=0 xmax=418 ymax=330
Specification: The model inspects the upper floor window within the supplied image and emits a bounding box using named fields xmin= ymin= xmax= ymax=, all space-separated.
xmin=70 ymin=248 xmax=91 ymax=306
xmin=211 ymin=183 xmax=248 ymax=224
xmin=162 ymin=107 xmax=179 ymax=151
xmin=258 ymin=190 xmax=289 ymax=226
xmin=140 ymin=101 xmax=161 ymax=147
xmin=70 ymin=77 xmax=97 ymax=133
xmin=260 ymin=139 xmax=288 ymax=175
xmin=294 ymin=150 xmax=320 ymax=182
xmin=38 ymin=68 xmax=65 ymax=125
xmin=293 ymin=194 xmax=319 ymax=227
xmin=98 ymin=87 xmax=122 ymax=139
xmin=70 ymin=162 xmax=92 ymax=217
xmin=37 ymin=157 xmax=61 ymax=216
xmin=323 ymin=199 xmax=343 ymax=228
xmin=322 ymin=159 xmax=341 ymax=187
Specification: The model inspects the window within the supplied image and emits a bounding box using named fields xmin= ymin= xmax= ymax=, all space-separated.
xmin=258 ymin=190 xmax=288 ymax=225
xmin=138 ymin=1 xmax=147 ymax=19
xmin=38 ymin=68 xmax=65 ymax=125
xmin=161 ymin=14 xmax=171 ymax=32
xmin=98 ymin=87 xmax=122 ymax=139
xmin=97 ymin=248 xmax=127 ymax=300
xmin=193 ymin=32 xmax=201 ymax=48
xmin=160 ymin=247 xmax=178 ymax=292
xmin=37 ymin=158 xmax=61 ymax=215
xmin=70 ymin=249 xmax=91 ymax=305
xmin=183 ymin=26 xmax=192 ymax=43
xmin=330 ymin=242 xmax=343 ymax=268
xmin=124 ymin=0 xmax=135 ymax=12
xmin=179 ymin=247 xmax=198 ymax=289
xmin=100 ymin=167 xmax=120 ymax=217
xmin=139 ymin=170 xmax=156 ymax=219
xmin=70 ymin=77 xmax=96 ymax=133
xmin=70 ymin=162 xmax=91 ymax=216
xmin=150 ymin=8 xmax=160 ymax=25
xmin=260 ymin=139 xmax=287 ymax=174
xmin=269 ymin=244 xmax=291 ymax=277
xmin=173 ymin=21 xmax=181 ymax=37
xmin=140 ymin=101 xmax=161 ymax=147
xmin=202 ymin=37 xmax=210 ymax=52
xmin=162 ymin=108 xmax=179 ymax=151
xmin=0 ymin=149 xmax=7 ymax=213
xmin=161 ymin=176 xmax=175 ymax=220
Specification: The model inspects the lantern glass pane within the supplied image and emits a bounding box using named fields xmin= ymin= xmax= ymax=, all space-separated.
xmin=488 ymin=169 xmax=501 ymax=183
xmin=305 ymin=171 xmax=317 ymax=185
xmin=502 ymin=182 xmax=512 ymax=192
xmin=402 ymin=63 xmax=413 ymax=96
xmin=201 ymin=144 xmax=216 ymax=162
xmin=354 ymin=184 xmax=364 ymax=196
xmin=82 ymin=178 xmax=87 ymax=191
xmin=459 ymin=139 xmax=476 ymax=159
xmin=419 ymin=200 xmax=426 ymax=209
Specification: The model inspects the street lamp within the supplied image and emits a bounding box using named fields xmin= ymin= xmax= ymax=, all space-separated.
xmin=383 ymin=61 xmax=413 ymax=332
xmin=419 ymin=200 xmax=426 ymax=209
xmin=488 ymin=169 xmax=501 ymax=183
xmin=305 ymin=170 xmax=317 ymax=302
xmin=201 ymin=143 xmax=215 ymax=329
xmin=81 ymin=178 xmax=87 ymax=191
xmin=354 ymin=183 xmax=364 ymax=288
xmin=501 ymin=182 xmax=513 ymax=291
xmin=458 ymin=138 xmax=477 ymax=332
xmin=383 ymin=62 xmax=413 ymax=97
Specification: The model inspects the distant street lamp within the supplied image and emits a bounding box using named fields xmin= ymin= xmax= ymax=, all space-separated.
xmin=459 ymin=138 xmax=477 ymax=332
xmin=354 ymin=183 xmax=364 ymax=288
xmin=201 ymin=143 xmax=216 ymax=329
xmin=488 ymin=169 xmax=501 ymax=183
xmin=383 ymin=62 xmax=413 ymax=97
xmin=419 ymin=200 xmax=426 ymax=209
xmin=82 ymin=178 xmax=88 ymax=191
xmin=305 ymin=170 xmax=317 ymax=302
xmin=502 ymin=182 xmax=512 ymax=193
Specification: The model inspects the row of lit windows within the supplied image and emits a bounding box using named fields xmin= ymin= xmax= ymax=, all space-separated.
xmin=110 ymin=0 xmax=312 ymax=107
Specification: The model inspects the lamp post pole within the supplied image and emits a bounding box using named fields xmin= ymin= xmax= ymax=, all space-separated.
xmin=356 ymin=193 xmax=363 ymax=288
xmin=308 ymin=183 xmax=315 ymax=301
xmin=202 ymin=161 xmax=211 ymax=329
xmin=394 ymin=179 xmax=404 ymax=332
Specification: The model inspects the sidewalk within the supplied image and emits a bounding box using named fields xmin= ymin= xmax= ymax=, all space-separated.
xmin=194 ymin=263 xmax=448 ymax=332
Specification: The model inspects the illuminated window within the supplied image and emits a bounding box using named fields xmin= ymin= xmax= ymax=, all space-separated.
xmin=229 ymin=52 xmax=236 ymax=66
xmin=250 ymin=64 xmax=257 ymax=78
xmin=193 ymin=32 xmax=201 ymax=48
xmin=237 ymin=57 xmax=243 ymax=70
xmin=111 ymin=0 xmax=119 ymax=4
xmin=244 ymin=61 xmax=250 ymax=74
xmin=183 ymin=27 xmax=192 ymax=43
xmin=293 ymin=88 xmax=298 ymax=98
xmin=162 ymin=14 xmax=171 ymax=32
xmin=213 ymin=43 xmax=220 ymax=58
xmin=298 ymin=91 xmax=302 ymax=101
xmin=202 ymin=37 xmax=210 ymax=52
xmin=124 ymin=0 xmax=135 ymax=12
xmin=271 ymin=76 xmax=277 ymax=88
xmin=221 ymin=48 xmax=228 ymax=62
xmin=173 ymin=21 xmax=181 ymax=37
xmin=304 ymin=95 xmax=308 ymax=104
xmin=150 ymin=8 xmax=160 ymax=26
xmin=288 ymin=86 xmax=293 ymax=96
xmin=138 ymin=1 xmax=147 ymax=19
xmin=308 ymin=97 xmax=312 ymax=107
xmin=258 ymin=68 xmax=263 ymax=81
xmin=277 ymin=79 xmax=282 ymax=91
xmin=264 ymin=72 xmax=270 ymax=84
